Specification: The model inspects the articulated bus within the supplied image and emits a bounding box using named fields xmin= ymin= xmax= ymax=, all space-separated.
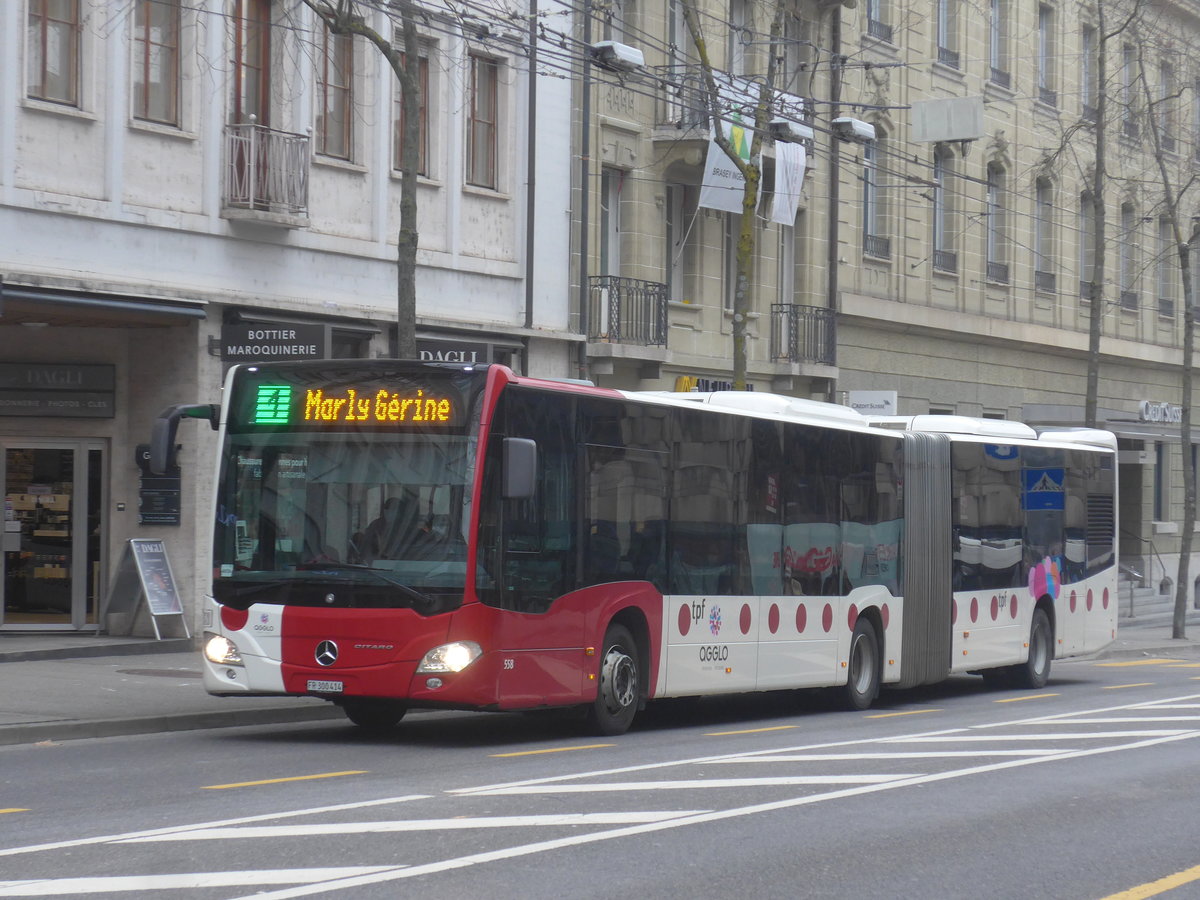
xmin=153 ymin=361 xmax=1118 ymax=735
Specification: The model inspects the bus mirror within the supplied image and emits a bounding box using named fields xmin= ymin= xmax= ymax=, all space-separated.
xmin=502 ymin=437 xmax=537 ymax=499
xmin=149 ymin=404 xmax=220 ymax=474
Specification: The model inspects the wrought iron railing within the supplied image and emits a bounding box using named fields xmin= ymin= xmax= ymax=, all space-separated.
xmin=938 ymin=46 xmax=960 ymax=68
xmin=1035 ymin=270 xmax=1056 ymax=293
xmin=933 ymin=249 xmax=958 ymax=273
xmin=864 ymin=234 xmax=891 ymax=259
xmin=987 ymin=261 xmax=1010 ymax=284
xmin=1120 ymin=289 xmax=1139 ymax=310
xmin=587 ymin=276 xmax=668 ymax=346
xmin=1082 ymin=103 xmax=1098 ymax=122
xmin=1038 ymin=86 xmax=1058 ymax=107
xmin=224 ymin=122 xmax=310 ymax=216
xmin=867 ymin=18 xmax=893 ymax=42
xmin=1079 ymin=279 xmax=1094 ymax=298
xmin=990 ymin=68 xmax=1011 ymax=89
xmin=1159 ymin=296 xmax=1176 ymax=318
xmin=769 ymin=304 xmax=836 ymax=366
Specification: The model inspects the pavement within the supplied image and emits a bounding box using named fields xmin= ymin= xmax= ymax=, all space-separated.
xmin=3 ymin=607 xmax=1200 ymax=746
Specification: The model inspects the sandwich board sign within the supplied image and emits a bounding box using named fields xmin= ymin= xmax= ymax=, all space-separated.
xmin=103 ymin=539 xmax=189 ymax=639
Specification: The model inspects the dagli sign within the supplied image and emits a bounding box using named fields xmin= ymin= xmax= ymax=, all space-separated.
xmin=1139 ymin=400 xmax=1183 ymax=424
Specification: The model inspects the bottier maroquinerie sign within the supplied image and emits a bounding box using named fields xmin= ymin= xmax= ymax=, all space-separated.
xmin=221 ymin=323 xmax=327 ymax=362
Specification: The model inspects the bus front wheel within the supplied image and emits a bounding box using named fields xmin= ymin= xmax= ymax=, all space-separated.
xmin=341 ymin=698 xmax=407 ymax=732
xmin=843 ymin=617 xmax=881 ymax=711
xmin=586 ymin=624 xmax=640 ymax=736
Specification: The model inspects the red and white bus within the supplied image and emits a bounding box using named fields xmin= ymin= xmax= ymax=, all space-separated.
xmin=153 ymin=361 xmax=1118 ymax=735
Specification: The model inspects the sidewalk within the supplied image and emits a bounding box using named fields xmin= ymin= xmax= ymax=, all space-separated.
xmin=3 ymin=611 xmax=1200 ymax=747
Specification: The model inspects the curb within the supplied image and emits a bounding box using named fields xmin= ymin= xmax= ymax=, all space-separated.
xmin=0 ymin=639 xmax=194 ymax=665
xmin=0 ymin=704 xmax=344 ymax=747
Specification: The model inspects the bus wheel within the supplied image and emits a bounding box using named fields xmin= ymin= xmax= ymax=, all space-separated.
xmin=586 ymin=624 xmax=640 ymax=736
xmin=341 ymin=698 xmax=407 ymax=732
xmin=1012 ymin=607 xmax=1053 ymax=689
xmin=843 ymin=617 xmax=880 ymax=711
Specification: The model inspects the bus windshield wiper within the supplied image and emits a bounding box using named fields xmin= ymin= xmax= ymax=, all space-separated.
xmin=295 ymin=563 xmax=435 ymax=607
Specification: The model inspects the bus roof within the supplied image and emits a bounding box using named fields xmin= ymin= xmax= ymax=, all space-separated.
xmin=629 ymin=390 xmax=873 ymax=427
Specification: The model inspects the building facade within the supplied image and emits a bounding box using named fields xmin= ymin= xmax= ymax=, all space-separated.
xmin=1 ymin=0 xmax=572 ymax=633
xmin=572 ymin=0 xmax=1200 ymax=593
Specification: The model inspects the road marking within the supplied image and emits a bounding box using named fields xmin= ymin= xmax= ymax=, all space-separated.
xmin=1099 ymin=862 xmax=1200 ymax=899
xmin=202 ymin=771 xmax=367 ymax=790
xmin=0 ymin=868 xmax=402 ymax=896
xmin=1097 ymin=659 xmax=1182 ymax=667
xmin=1104 ymin=683 xmax=1155 ymax=690
xmin=866 ymin=709 xmax=942 ymax=719
xmin=458 ymin=775 xmax=918 ymax=796
xmin=118 ymin=812 xmax=707 ymax=843
xmin=704 ymin=725 xmax=798 ymax=735
xmin=707 ymin=750 xmax=1061 ymax=762
xmin=1166 ymin=663 xmax=1200 ymax=668
xmin=886 ymin=730 xmax=1189 ymax=742
xmin=994 ymin=693 xmax=1059 ymax=703
xmin=0 ymin=795 xmax=431 ymax=859
xmin=229 ymin=730 xmax=1200 ymax=900
xmin=1050 ymin=716 xmax=1200 ymax=723
xmin=491 ymin=745 xmax=613 ymax=757
xmin=0 ymin=811 xmax=28 ymax=816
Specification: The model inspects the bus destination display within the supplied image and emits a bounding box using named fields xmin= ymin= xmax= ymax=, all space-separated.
xmin=250 ymin=383 xmax=461 ymax=427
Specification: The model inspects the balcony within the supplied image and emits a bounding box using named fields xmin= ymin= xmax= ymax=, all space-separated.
xmin=1123 ymin=118 xmax=1139 ymax=139
xmin=588 ymin=276 xmax=668 ymax=346
xmin=933 ymin=249 xmax=958 ymax=273
xmin=1082 ymin=103 xmax=1098 ymax=123
xmin=1038 ymin=86 xmax=1058 ymax=107
xmin=867 ymin=18 xmax=893 ymax=42
xmin=987 ymin=261 xmax=1010 ymax=284
xmin=1035 ymin=270 xmax=1056 ymax=293
xmin=1120 ymin=289 xmax=1139 ymax=311
xmin=1159 ymin=296 xmax=1176 ymax=318
xmin=222 ymin=122 xmax=310 ymax=226
xmin=990 ymin=68 xmax=1011 ymax=89
xmin=654 ymin=66 xmax=807 ymax=136
xmin=937 ymin=46 xmax=960 ymax=69
xmin=864 ymin=234 xmax=891 ymax=260
xmin=770 ymin=304 xmax=836 ymax=366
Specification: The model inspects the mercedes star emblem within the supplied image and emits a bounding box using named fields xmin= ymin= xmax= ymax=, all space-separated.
xmin=315 ymin=640 xmax=339 ymax=667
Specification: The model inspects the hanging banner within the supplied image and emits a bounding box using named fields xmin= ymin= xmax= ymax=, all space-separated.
xmin=697 ymin=116 xmax=757 ymax=214
xmin=770 ymin=141 xmax=807 ymax=226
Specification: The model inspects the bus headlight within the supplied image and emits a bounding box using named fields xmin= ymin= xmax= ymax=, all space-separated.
xmin=204 ymin=633 xmax=243 ymax=666
xmin=416 ymin=641 xmax=482 ymax=674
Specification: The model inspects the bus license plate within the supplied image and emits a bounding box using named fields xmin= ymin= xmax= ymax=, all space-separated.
xmin=307 ymin=680 xmax=343 ymax=693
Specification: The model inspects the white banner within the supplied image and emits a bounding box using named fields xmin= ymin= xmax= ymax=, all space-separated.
xmin=770 ymin=141 xmax=806 ymax=226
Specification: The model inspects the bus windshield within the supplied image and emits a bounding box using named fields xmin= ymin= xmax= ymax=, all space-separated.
xmin=210 ymin=364 xmax=486 ymax=615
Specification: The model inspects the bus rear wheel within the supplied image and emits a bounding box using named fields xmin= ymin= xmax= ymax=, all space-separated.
xmin=843 ymin=617 xmax=881 ymax=711
xmin=586 ymin=624 xmax=640 ymax=736
xmin=341 ymin=698 xmax=407 ymax=732
xmin=1012 ymin=607 xmax=1052 ymax=689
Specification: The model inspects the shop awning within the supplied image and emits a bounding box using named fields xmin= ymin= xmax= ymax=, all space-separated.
xmin=0 ymin=284 xmax=207 ymax=327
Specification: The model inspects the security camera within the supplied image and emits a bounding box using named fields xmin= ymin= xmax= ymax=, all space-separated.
xmin=770 ymin=118 xmax=814 ymax=143
xmin=831 ymin=117 xmax=876 ymax=144
xmin=590 ymin=41 xmax=645 ymax=73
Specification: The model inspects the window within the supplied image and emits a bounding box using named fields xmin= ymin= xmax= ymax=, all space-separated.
xmin=1160 ymin=61 xmax=1177 ymax=150
xmin=1081 ymin=26 xmax=1097 ymax=119
xmin=986 ymin=164 xmax=1008 ymax=282
xmin=467 ymin=54 xmax=498 ymax=189
xmin=729 ymin=0 xmax=748 ymax=76
xmin=1154 ymin=442 xmax=1168 ymax=522
xmin=863 ymin=133 xmax=889 ymax=259
xmin=1157 ymin=217 xmax=1176 ymax=317
xmin=600 ymin=167 xmax=623 ymax=278
xmin=988 ymin=0 xmax=1008 ymax=86
xmin=936 ymin=0 xmax=959 ymax=68
xmin=232 ymin=0 xmax=270 ymax=125
xmin=315 ymin=26 xmax=353 ymax=159
xmin=933 ymin=146 xmax=956 ymax=272
xmin=781 ymin=11 xmax=813 ymax=93
xmin=603 ymin=0 xmax=631 ymax=41
xmin=392 ymin=48 xmax=428 ymax=176
xmin=1120 ymin=202 xmax=1138 ymax=309
xmin=1122 ymin=43 xmax=1137 ymax=137
xmin=666 ymin=184 xmax=697 ymax=304
xmin=27 ymin=0 xmax=81 ymax=106
xmin=1035 ymin=177 xmax=1055 ymax=292
xmin=132 ymin=0 xmax=180 ymax=125
xmin=866 ymin=0 xmax=892 ymax=42
xmin=1037 ymin=4 xmax=1056 ymax=106
xmin=1079 ymin=191 xmax=1096 ymax=298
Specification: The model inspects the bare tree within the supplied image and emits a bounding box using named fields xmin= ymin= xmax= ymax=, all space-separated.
xmin=677 ymin=0 xmax=789 ymax=391
xmin=1136 ymin=37 xmax=1200 ymax=638
xmin=302 ymin=0 xmax=422 ymax=358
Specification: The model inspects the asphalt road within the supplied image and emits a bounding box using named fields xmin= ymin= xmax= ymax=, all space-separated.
xmin=4 ymin=653 xmax=1200 ymax=899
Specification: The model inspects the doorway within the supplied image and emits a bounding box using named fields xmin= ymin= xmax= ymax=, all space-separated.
xmin=2 ymin=441 xmax=105 ymax=630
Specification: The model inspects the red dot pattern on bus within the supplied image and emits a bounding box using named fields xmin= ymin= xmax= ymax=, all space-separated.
xmin=674 ymin=599 xmax=902 ymax=638
xmin=796 ymin=604 xmax=807 ymax=633
xmin=1087 ymin=589 xmax=1094 ymax=611
xmin=678 ymin=604 xmax=690 ymax=636
xmin=740 ymin=604 xmax=752 ymax=635
xmin=847 ymin=604 xmax=858 ymax=630
xmin=768 ymin=604 xmax=780 ymax=634
xmin=822 ymin=604 xmax=833 ymax=632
